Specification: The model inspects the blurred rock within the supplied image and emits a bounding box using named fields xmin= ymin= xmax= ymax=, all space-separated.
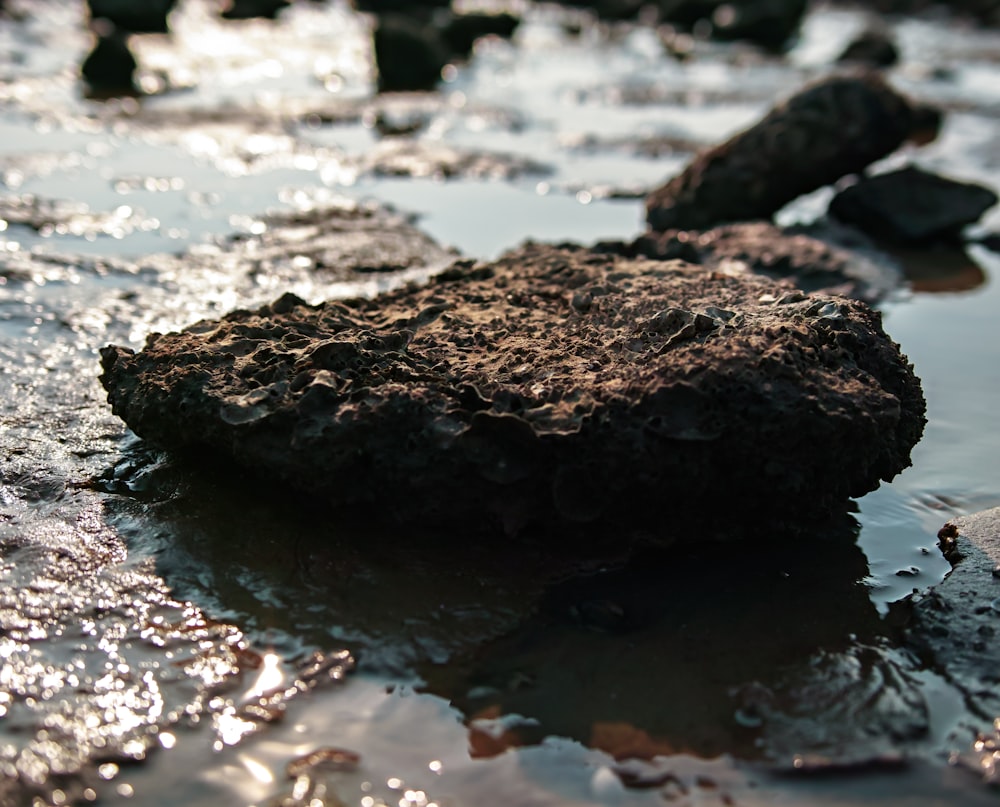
xmin=624 ymin=220 xmax=902 ymax=304
xmin=701 ymin=0 xmax=808 ymax=51
xmin=372 ymin=10 xmax=521 ymax=92
xmin=221 ymin=0 xmax=290 ymax=20
xmin=80 ymin=32 xmax=139 ymax=98
xmin=837 ymin=28 xmax=899 ymax=68
xmin=100 ymin=243 xmax=925 ymax=538
xmin=646 ymin=73 xmax=942 ymax=232
xmin=86 ymin=0 xmax=176 ymax=33
xmin=373 ymin=13 xmax=451 ymax=92
xmin=441 ymin=12 xmax=520 ymax=60
xmin=829 ymin=166 xmax=999 ymax=243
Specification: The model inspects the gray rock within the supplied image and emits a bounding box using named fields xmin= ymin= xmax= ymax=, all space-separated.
xmin=627 ymin=221 xmax=902 ymax=304
xmin=646 ymin=74 xmax=942 ymax=232
xmin=829 ymin=166 xmax=999 ymax=243
xmin=99 ymin=243 xmax=926 ymax=537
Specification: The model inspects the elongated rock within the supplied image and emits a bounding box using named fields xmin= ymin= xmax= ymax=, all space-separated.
xmin=646 ymin=73 xmax=942 ymax=232
xmin=99 ymin=244 xmax=925 ymax=537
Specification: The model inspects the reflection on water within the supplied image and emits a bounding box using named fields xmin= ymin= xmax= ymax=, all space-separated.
xmin=2 ymin=0 xmax=1000 ymax=804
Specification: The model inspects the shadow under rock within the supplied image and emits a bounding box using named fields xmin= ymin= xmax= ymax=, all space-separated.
xmin=417 ymin=513 xmax=929 ymax=764
xmin=96 ymin=445 xmax=931 ymax=767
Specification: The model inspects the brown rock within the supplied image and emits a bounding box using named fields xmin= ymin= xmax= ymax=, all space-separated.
xmin=99 ymin=244 xmax=925 ymax=537
xmin=627 ymin=221 xmax=902 ymax=304
xmin=645 ymin=73 xmax=942 ymax=232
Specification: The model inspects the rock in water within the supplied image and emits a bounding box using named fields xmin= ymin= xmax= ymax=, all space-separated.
xmin=645 ymin=73 xmax=942 ymax=232
xmin=829 ymin=166 xmax=999 ymax=243
xmin=99 ymin=244 xmax=925 ymax=537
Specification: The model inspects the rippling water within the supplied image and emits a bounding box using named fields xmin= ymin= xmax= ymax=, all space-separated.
xmin=3 ymin=1 xmax=1000 ymax=804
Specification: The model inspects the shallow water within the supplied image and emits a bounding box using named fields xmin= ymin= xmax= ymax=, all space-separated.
xmin=2 ymin=0 xmax=1000 ymax=804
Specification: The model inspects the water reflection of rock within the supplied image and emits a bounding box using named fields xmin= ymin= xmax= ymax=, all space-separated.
xmin=415 ymin=516 xmax=926 ymax=763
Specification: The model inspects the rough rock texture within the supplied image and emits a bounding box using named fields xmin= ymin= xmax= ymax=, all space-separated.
xmin=829 ymin=166 xmax=999 ymax=243
xmin=624 ymin=221 xmax=902 ymax=304
xmin=100 ymin=244 xmax=925 ymax=537
xmin=646 ymin=74 xmax=942 ymax=232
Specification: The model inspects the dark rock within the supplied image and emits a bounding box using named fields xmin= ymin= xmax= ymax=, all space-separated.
xmin=653 ymin=0 xmax=808 ymax=50
xmin=701 ymin=0 xmax=808 ymax=51
xmin=99 ymin=243 xmax=925 ymax=537
xmin=836 ymin=28 xmax=899 ymax=68
xmin=866 ymin=0 xmax=1000 ymax=27
xmin=899 ymin=507 xmax=1000 ymax=782
xmin=440 ymin=12 xmax=520 ymax=60
xmin=373 ymin=13 xmax=451 ymax=92
xmin=355 ymin=0 xmax=451 ymax=13
xmin=80 ymin=33 xmax=139 ymax=98
xmin=221 ymin=0 xmax=290 ymax=20
xmin=829 ymin=166 xmax=999 ymax=243
xmin=371 ymin=10 xmax=521 ymax=92
xmin=646 ymin=73 xmax=943 ymax=232
xmin=555 ymin=0 xmax=647 ymax=21
xmin=87 ymin=0 xmax=176 ymax=33
xmin=627 ymin=221 xmax=902 ymax=304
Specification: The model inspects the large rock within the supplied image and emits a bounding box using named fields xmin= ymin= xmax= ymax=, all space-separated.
xmin=99 ymin=244 xmax=925 ymax=537
xmin=829 ymin=166 xmax=999 ymax=243
xmin=646 ymin=74 xmax=942 ymax=232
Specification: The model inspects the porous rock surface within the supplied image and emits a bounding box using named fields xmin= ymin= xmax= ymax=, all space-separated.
xmin=100 ymin=244 xmax=925 ymax=536
xmin=646 ymin=73 xmax=941 ymax=232
xmin=624 ymin=221 xmax=901 ymax=304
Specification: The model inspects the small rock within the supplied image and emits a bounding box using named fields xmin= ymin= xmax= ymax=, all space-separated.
xmin=87 ymin=0 xmax=176 ymax=33
xmin=646 ymin=73 xmax=942 ymax=232
xmin=836 ymin=28 xmax=899 ymax=68
xmin=99 ymin=243 xmax=925 ymax=537
xmin=220 ymin=0 xmax=290 ymax=20
xmin=81 ymin=33 xmax=139 ymax=98
xmin=829 ymin=166 xmax=999 ymax=243
xmin=373 ymin=13 xmax=451 ymax=92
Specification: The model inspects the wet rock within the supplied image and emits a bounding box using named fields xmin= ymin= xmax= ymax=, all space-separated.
xmin=828 ymin=166 xmax=999 ymax=244
xmin=557 ymin=0 xmax=647 ymax=21
xmin=223 ymin=202 xmax=460 ymax=277
xmin=100 ymin=243 xmax=925 ymax=537
xmin=441 ymin=12 xmax=521 ymax=60
xmin=867 ymin=0 xmax=1000 ymax=26
xmin=697 ymin=0 xmax=808 ymax=51
xmin=86 ymin=0 xmax=176 ymax=33
xmin=900 ymin=508 xmax=1000 ymax=720
xmin=646 ymin=73 xmax=943 ymax=232
xmin=220 ymin=0 xmax=290 ymax=20
xmin=80 ymin=32 xmax=138 ymax=98
xmin=371 ymin=10 xmax=521 ymax=93
xmin=836 ymin=28 xmax=900 ymax=68
xmin=373 ymin=13 xmax=451 ymax=92
xmin=625 ymin=221 xmax=902 ymax=304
